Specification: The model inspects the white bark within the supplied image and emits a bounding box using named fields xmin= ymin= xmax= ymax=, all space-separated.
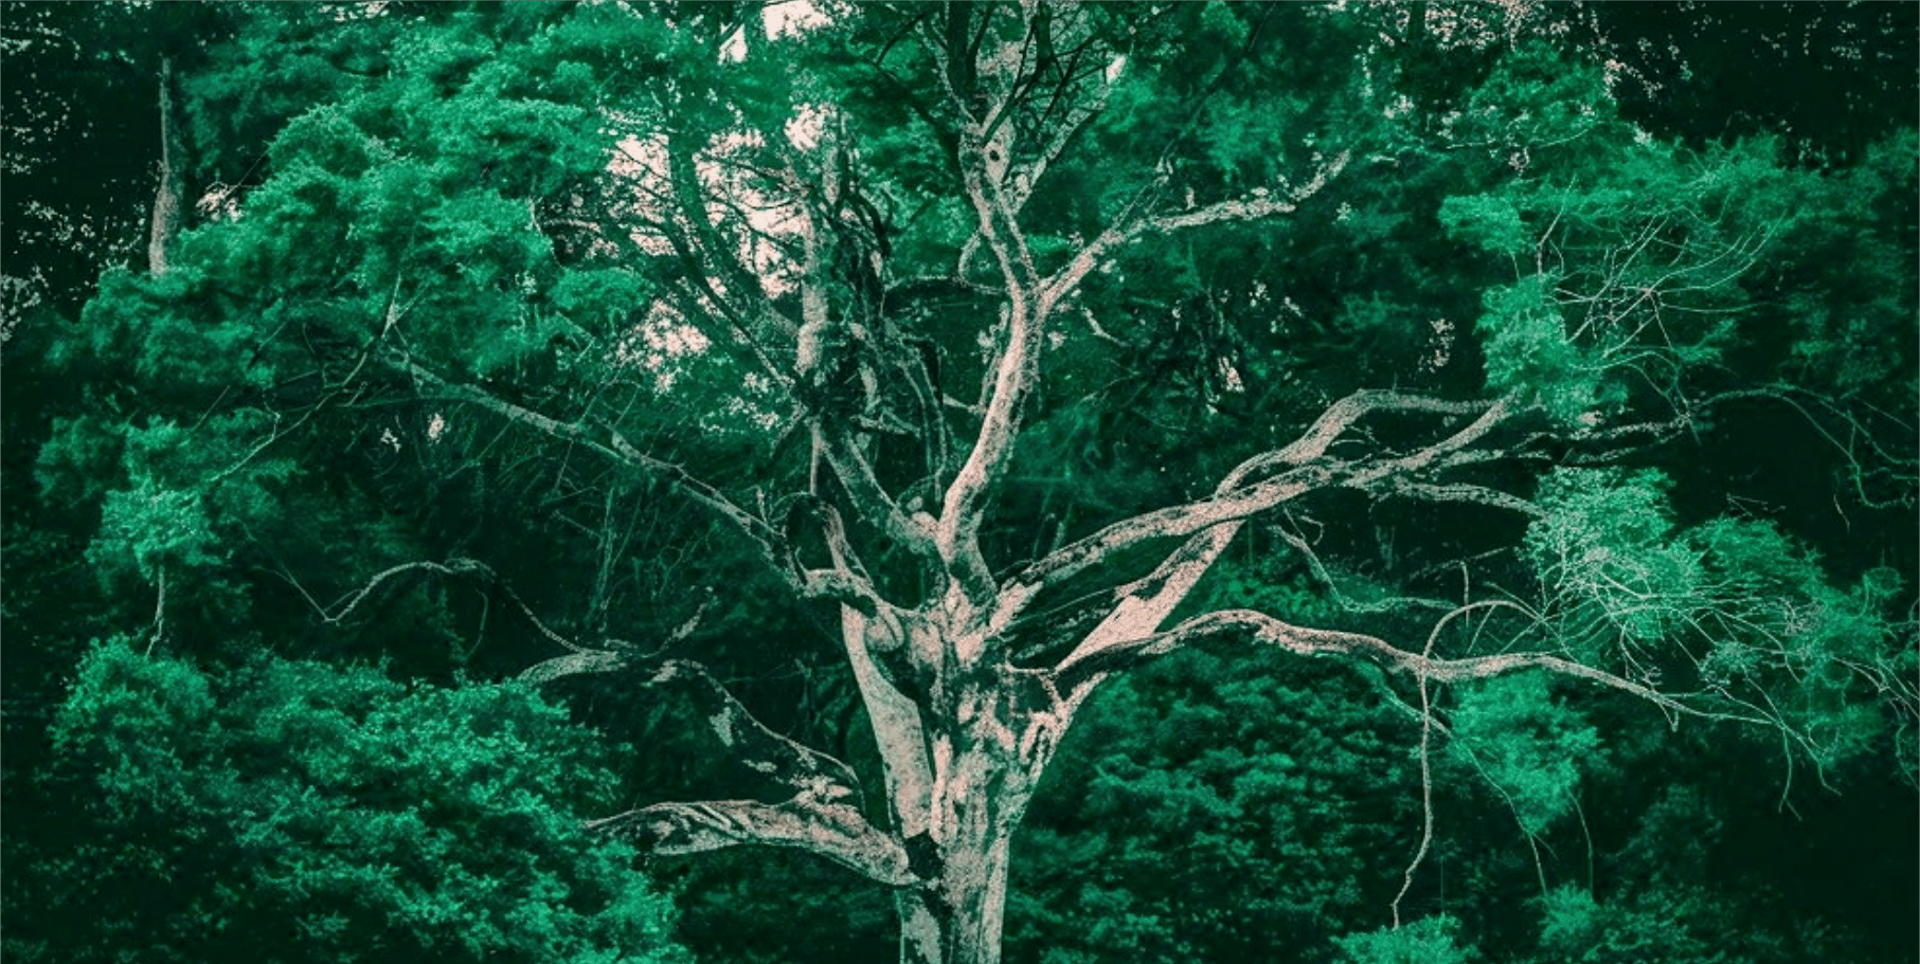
xmin=589 ymin=795 xmax=917 ymax=888
xmin=147 ymin=57 xmax=183 ymax=276
xmin=1054 ymin=521 xmax=1243 ymax=690
xmin=843 ymin=605 xmax=936 ymax=838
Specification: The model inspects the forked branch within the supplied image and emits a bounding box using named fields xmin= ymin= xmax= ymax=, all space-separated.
xmin=1042 ymin=151 xmax=1352 ymax=312
xmin=1003 ymin=391 xmax=1513 ymax=613
xmin=555 ymin=636 xmax=914 ymax=887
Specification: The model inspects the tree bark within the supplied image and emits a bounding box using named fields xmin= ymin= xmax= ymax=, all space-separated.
xmin=840 ymin=607 xmax=1054 ymax=964
xmin=896 ymin=818 xmax=1017 ymax=964
xmin=147 ymin=57 xmax=184 ymax=276
xmin=890 ymin=728 xmax=1036 ymax=964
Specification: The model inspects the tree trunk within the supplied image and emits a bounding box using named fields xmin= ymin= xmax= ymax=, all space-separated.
xmin=894 ymin=746 xmax=1031 ymax=964
xmin=844 ymin=609 xmax=1056 ymax=964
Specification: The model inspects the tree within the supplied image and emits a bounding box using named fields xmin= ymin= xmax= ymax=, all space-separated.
xmin=18 ymin=3 xmax=1914 ymax=964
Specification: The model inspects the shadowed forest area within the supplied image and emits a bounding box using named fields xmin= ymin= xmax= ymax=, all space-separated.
xmin=3 ymin=3 xmax=1915 ymax=963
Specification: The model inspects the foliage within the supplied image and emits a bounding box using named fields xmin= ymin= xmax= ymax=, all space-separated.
xmin=1333 ymin=914 xmax=1477 ymax=964
xmin=1524 ymin=468 xmax=1702 ymax=654
xmin=1008 ymin=649 xmax=1416 ymax=964
xmin=1521 ymin=466 xmax=1911 ymax=768
xmin=1532 ymin=883 xmax=1807 ymax=964
xmin=1438 ymin=61 xmax=1799 ymax=423
xmin=7 ymin=639 xmax=688 ymax=964
xmin=1447 ymin=674 xmax=1600 ymax=837
xmin=1583 ymin=2 xmax=1919 ymax=166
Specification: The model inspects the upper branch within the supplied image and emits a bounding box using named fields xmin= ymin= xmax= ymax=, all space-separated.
xmin=937 ymin=156 xmax=1045 ymax=603
xmin=991 ymin=390 xmax=1519 ymax=646
xmin=1041 ymin=151 xmax=1351 ymax=313
xmin=1034 ymin=520 xmax=1244 ymax=681
xmin=1377 ymin=481 xmax=1545 ymax=518
xmin=1007 ymin=392 xmax=1510 ymax=604
xmin=1053 ymin=607 xmax=1772 ymax=730
xmin=390 ymin=356 xmax=779 ymax=554
xmin=1003 ymin=463 xmax=1332 ymax=612
xmin=1220 ymin=389 xmax=1500 ymax=486
xmin=1343 ymin=393 xmax=1521 ymax=488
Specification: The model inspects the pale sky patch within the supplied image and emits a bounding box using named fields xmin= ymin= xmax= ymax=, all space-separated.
xmin=720 ymin=1 xmax=830 ymax=61
xmin=597 ymin=72 xmax=843 ymax=395
xmin=765 ymin=0 xmax=832 ymax=39
xmin=719 ymin=27 xmax=748 ymax=63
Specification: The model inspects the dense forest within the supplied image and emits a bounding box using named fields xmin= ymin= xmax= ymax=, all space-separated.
xmin=3 ymin=3 xmax=1915 ymax=963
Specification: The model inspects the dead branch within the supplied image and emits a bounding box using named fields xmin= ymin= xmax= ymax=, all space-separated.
xmin=588 ymin=794 xmax=917 ymax=887
xmin=1042 ymin=152 xmax=1352 ymax=313
xmin=528 ymin=653 xmax=862 ymax=806
xmin=1052 ymin=606 xmax=1780 ymax=733
xmin=388 ymin=356 xmax=778 ymax=552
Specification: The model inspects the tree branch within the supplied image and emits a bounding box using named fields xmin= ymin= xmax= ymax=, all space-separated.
xmin=1043 ymin=520 xmax=1243 ymax=693
xmin=1343 ymin=393 xmax=1521 ymax=487
xmin=842 ymin=604 xmax=936 ymax=839
xmin=1000 ymin=391 xmax=1511 ymax=613
xmin=388 ymin=356 xmax=780 ymax=553
xmin=309 ymin=557 xmax=493 ymax=626
xmin=586 ymin=794 xmax=917 ymax=888
xmin=146 ymin=57 xmax=183 ymax=276
xmin=818 ymin=429 xmax=942 ymax=562
xmin=938 ymin=112 xmax=1051 ymax=593
xmin=1053 ymin=606 xmax=1775 ymax=730
xmin=529 ymin=655 xmax=861 ymax=804
xmin=1225 ymin=390 xmax=1501 ymax=484
xmin=787 ymin=501 xmax=893 ymax=614
xmin=1375 ymin=481 xmax=1545 ymax=517
xmin=1002 ymin=462 xmax=1333 ymax=610
xmin=1041 ymin=151 xmax=1351 ymax=312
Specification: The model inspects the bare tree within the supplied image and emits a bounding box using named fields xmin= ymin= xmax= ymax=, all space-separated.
xmin=340 ymin=5 xmax=1909 ymax=963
